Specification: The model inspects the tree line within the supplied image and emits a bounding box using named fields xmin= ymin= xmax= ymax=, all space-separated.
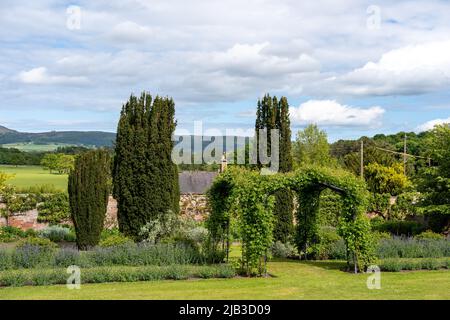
xmin=0 ymin=145 xmax=89 ymax=167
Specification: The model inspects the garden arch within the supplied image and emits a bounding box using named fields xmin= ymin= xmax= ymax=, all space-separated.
xmin=207 ymin=166 xmax=374 ymax=275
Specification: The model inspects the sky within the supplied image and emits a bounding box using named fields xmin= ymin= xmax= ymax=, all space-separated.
xmin=1 ymin=0 xmax=450 ymax=141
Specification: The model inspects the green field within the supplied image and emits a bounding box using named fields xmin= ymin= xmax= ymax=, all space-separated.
xmin=1 ymin=143 xmax=73 ymax=152
xmin=0 ymin=260 xmax=448 ymax=300
xmin=0 ymin=165 xmax=68 ymax=191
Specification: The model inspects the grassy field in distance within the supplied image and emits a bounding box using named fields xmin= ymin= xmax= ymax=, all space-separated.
xmin=0 ymin=165 xmax=67 ymax=191
xmin=1 ymin=143 xmax=73 ymax=152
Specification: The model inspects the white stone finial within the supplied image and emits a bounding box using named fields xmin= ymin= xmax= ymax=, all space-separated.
xmin=221 ymin=152 xmax=227 ymax=173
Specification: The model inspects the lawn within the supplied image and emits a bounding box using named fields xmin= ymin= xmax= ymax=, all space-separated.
xmin=0 ymin=260 xmax=448 ymax=300
xmin=0 ymin=165 xmax=68 ymax=191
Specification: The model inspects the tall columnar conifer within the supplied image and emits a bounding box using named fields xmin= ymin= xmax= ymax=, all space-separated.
xmin=273 ymin=97 xmax=294 ymax=242
xmin=113 ymin=92 xmax=179 ymax=240
xmin=255 ymin=94 xmax=294 ymax=242
xmin=68 ymin=149 xmax=110 ymax=250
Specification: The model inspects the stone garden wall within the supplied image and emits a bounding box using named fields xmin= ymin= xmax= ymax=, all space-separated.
xmin=0 ymin=194 xmax=209 ymax=231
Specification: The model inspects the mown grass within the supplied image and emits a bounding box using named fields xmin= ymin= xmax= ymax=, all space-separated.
xmin=0 ymin=165 xmax=67 ymax=191
xmin=0 ymin=260 xmax=448 ymax=300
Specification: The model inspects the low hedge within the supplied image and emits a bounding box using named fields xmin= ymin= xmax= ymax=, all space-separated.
xmin=321 ymin=237 xmax=450 ymax=260
xmin=379 ymin=258 xmax=450 ymax=272
xmin=0 ymin=242 xmax=208 ymax=271
xmin=0 ymin=264 xmax=236 ymax=287
xmin=377 ymin=238 xmax=450 ymax=259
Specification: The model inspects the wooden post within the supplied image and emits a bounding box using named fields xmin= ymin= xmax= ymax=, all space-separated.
xmin=346 ymin=244 xmax=350 ymax=271
xmin=264 ymin=250 xmax=268 ymax=276
xmin=226 ymin=221 xmax=230 ymax=262
xmin=403 ymin=133 xmax=407 ymax=175
xmin=360 ymin=140 xmax=364 ymax=178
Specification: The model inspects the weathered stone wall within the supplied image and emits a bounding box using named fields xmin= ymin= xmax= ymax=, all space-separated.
xmin=104 ymin=196 xmax=118 ymax=229
xmin=0 ymin=194 xmax=209 ymax=231
xmin=0 ymin=203 xmax=67 ymax=231
xmin=180 ymin=194 xmax=209 ymax=221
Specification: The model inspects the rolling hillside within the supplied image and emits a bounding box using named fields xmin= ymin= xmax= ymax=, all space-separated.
xmin=0 ymin=126 xmax=116 ymax=147
xmin=0 ymin=125 xmax=249 ymax=151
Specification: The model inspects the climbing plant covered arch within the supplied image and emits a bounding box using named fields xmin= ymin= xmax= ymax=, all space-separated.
xmin=206 ymin=166 xmax=374 ymax=275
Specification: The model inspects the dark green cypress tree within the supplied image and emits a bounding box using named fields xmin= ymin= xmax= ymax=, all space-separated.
xmin=113 ymin=92 xmax=179 ymax=240
xmin=273 ymin=97 xmax=294 ymax=242
xmin=255 ymin=99 xmax=262 ymax=167
xmin=256 ymin=94 xmax=278 ymax=167
xmin=68 ymin=149 xmax=110 ymax=250
xmin=255 ymin=94 xmax=294 ymax=242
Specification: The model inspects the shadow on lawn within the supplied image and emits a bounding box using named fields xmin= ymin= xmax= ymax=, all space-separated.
xmin=298 ymin=260 xmax=347 ymax=271
xmin=270 ymin=257 xmax=348 ymax=271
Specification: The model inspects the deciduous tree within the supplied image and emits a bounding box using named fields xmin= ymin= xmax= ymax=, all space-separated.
xmin=293 ymin=124 xmax=332 ymax=167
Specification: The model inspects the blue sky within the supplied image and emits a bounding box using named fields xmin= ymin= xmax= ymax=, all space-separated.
xmin=1 ymin=0 xmax=450 ymax=141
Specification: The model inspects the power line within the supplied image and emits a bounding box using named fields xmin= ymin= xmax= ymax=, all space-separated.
xmin=372 ymin=146 xmax=431 ymax=160
xmin=359 ymin=141 xmax=433 ymax=178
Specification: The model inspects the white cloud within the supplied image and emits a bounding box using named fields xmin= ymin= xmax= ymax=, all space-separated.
xmin=17 ymin=67 xmax=88 ymax=85
xmin=108 ymin=21 xmax=155 ymax=42
xmin=290 ymin=100 xmax=385 ymax=127
xmin=198 ymin=42 xmax=320 ymax=77
xmin=327 ymin=40 xmax=450 ymax=96
xmin=416 ymin=117 xmax=450 ymax=132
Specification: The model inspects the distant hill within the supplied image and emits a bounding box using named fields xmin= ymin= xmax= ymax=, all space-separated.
xmin=0 ymin=125 xmax=17 ymax=134
xmin=0 ymin=125 xmax=116 ymax=147
xmin=0 ymin=125 xmax=249 ymax=151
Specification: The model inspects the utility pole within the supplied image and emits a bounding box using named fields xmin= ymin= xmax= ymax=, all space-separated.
xmin=360 ymin=140 xmax=364 ymax=178
xmin=403 ymin=133 xmax=407 ymax=175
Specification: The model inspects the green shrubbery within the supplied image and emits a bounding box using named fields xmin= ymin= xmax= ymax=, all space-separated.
xmin=137 ymin=212 xmax=220 ymax=264
xmin=415 ymin=230 xmax=444 ymax=240
xmin=271 ymin=241 xmax=297 ymax=259
xmin=0 ymin=225 xmax=76 ymax=244
xmin=38 ymin=225 xmax=76 ymax=242
xmin=379 ymin=258 xmax=450 ymax=272
xmin=307 ymin=226 xmax=342 ymax=260
xmin=0 ymin=226 xmax=36 ymax=242
xmin=99 ymin=229 xmax=133 ymax=247
xmin=0 ymin=264 xmax=236 ymax=287
xmin=371 ymin=219 xmax=425 ymax=236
